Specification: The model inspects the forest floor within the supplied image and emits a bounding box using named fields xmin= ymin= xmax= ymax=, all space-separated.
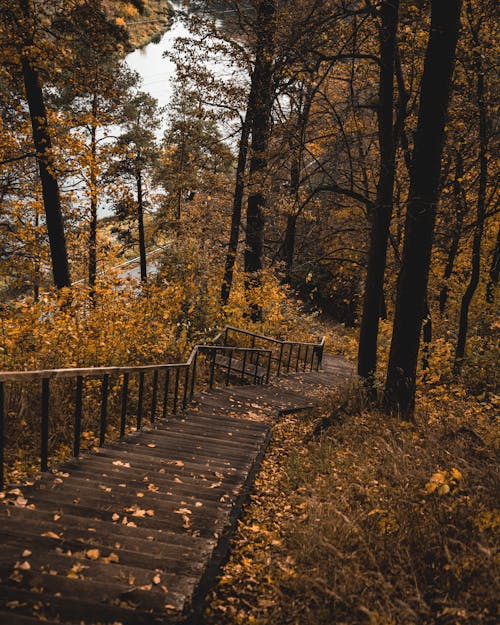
xmin=204 ymin=343 xmax=499 ymax=625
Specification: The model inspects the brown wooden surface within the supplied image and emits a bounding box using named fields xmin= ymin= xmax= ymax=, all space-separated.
xmin=0 ymin=354 xmax=353 ymax=624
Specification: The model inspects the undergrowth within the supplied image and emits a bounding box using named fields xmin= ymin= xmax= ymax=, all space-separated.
xmin=205 ymin=386 xmax=499 ymax=625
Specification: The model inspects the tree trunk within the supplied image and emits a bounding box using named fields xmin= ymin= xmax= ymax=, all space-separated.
xmin=453 ymin=20 xmax=488 ymax=374
xmin=136 ymin=169 xmax=147 ymax=282
xmin=21 ymin=54 xmax=71 ymax=289
xmin=486 ymin=225 xmax=499 ymax=303
xmin=385 ymin=0 xmax=462 ymax=418
xmin=244 ymin=0 xmax=277 ymax=310
xmin=357 ymin=0 xmax=399 ymax=387
xmin=88 ymin=94 xmax=98 ymax=295
xmin=220 ymin=104 xmax=254 ymax=306
xmin=439 ymin=151 xmax=467 ymax=314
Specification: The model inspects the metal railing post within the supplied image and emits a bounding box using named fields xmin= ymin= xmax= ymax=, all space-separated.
xmin=209 ymin=348 xmax=216 ymax=389
xmin=224 ymin=349 xmax=232 ymax=386
xmin=286 ymin=343 xmax=293 ymax=372
xmin=73 ymin=376 xmax=83 ymax=457
xmin=173 ymin=367 xmax=180 ymax=414
xmin=120 ymin=373 xmax=129 ymax=437
xmin=277 ymin=343 xmax=284 ymax=377
xmin=253 ymin=352 xmax=260 ymax=384
xmin=190 ymin=351 xmax=197 ymax=400
xmin=137 ymin=372 xmax=144 ymax=430
xmin=241 ymin=350 xmax=248 ymax=383
xmin=99 ymin=374 xmax=109 ymax=447
xmin=182 ymin=366 xmax=189 ymax=409
xmin=162 ymin=369 xmax=170 ymax=419
xmin=150 ymin=369 xmax=159 ymax=423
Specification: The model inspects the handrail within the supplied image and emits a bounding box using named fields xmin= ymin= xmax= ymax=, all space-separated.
xmin=218 ymin=325 xmax=325 ymax=348
xmin=0 ymin=326 xmax=325 ymax=488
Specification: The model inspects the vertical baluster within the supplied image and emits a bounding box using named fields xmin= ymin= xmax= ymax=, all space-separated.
xmin=295 ymin=344 xmax=301 ymax=371
xmin=251 ymin=335 xmax=256 ymax=364
xmin=253 ymin=352 xmax=260 ymax=384
xmin=73 ymin=376 xmax=83 ymax=456
xmin=209 ymin=348 xmax=216 ymax=389
xmin=190 ymin=351 xmax=197 ymax=400
xmin=286 ymin=343 xmax=293 ymax=372
xmin=137 ymin=371 xmax=144 ymax=430
xmin=99 ymin=374 xmax=109 ymax=447
xmin=173 ymin=367 xmax=180 ymax=414
xmin=0 ymin=381 xmax=4 ymax=490
xmin=241 ymin=350 xmax=248 ymax=383
xmin=317 ymin=345 xmax=323 ymax=371
xmin=120 ymin=373 xmax=129 ymax=437
xmin=162 ymin=369 xmax=170 ymax=419
xmin=310 ymin=347 xmax=315 ymax=371
xmin=41 ymin=378 xmax=49 ymax=472
xmin=266 ymin=351 xmax=272 ymax=383
xmin=277 ymin=343 xmax=284 ymax=377
xmin=223 ymin=327 xmax=228 ymax=346
xmin=182 ymin=365 xmax=189 ymax=409
xmin=225 ymin=349 xmax=233 ymax=386
xmin=303 ymin=346 xmax=309 ymax=372
xmin=150 ymin=369 xmax=159 ymax=423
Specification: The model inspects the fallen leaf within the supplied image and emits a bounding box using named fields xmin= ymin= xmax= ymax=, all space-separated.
xmin=85 ymin=549 xmax=100 ymax=560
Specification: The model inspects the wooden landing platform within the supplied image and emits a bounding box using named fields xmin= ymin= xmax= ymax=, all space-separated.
xmin=0 ymin=354 xmax=353 ymax=624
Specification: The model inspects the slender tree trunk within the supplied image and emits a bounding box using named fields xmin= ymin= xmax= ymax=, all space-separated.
xmin=21 ymin=54 xmax=71 ymax=289
xmin=88 ymin=94 xmax=98 ymax=295
xmin=244 ymin=0 xmax=277 ymax=311
xmin=283 ymin=213 xmax=297 ymax=282
xmin=486 ymin=225 xmax=499 ymax=303
xmin=385 ymin=0 xmax=462 ymax=418
xmin=357 ymin=0 xmax=399 ymax=387
xmin=453 ymin=24 xmax=488 ymax=374
xmin=439 ymin=151 xmax=466 ymax=314
xmin=136 ymin=169 xmax=147 ymax=282
xmin=220 ymin=104 xmax=254 ymax=305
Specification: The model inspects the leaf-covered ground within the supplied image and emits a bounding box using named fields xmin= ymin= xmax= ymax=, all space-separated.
xmin=205 ymin=388 xmax=499 ymax=625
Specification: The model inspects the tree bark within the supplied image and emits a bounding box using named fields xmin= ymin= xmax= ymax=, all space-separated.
xmin=357 ymin=0 xmax=399 ymax=387
xmin=220 ymin=104 xmax=254 ymax=305
xmin=385 ymin=0 xmax=462 ymax=418
xmin=88 ymin=94 xmax=98 ymax=295
xmin=244 ymin=0 xmax=277 ymax=310
xmin=438 ymin=151 xmax=467 ymax=314
xmin=21 ymin=53 xmax=71 ymax=289
xmin=453 ymin=16 xmax=488 ymax=374
xmin=136 ymin=169 xmax=147 ymax=282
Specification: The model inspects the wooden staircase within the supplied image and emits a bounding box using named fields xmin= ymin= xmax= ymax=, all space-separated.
xmin=0 ymin=327 xmax=352 ymax=624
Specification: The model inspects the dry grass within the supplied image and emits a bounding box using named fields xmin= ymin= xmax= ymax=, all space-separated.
xmin=205 ymin=386 xmax=499 ymax=625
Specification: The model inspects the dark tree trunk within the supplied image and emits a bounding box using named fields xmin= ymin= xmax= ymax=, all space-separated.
xmin=283 ymin=213 xmax=297 ymax=282
xmin=486 ymin=225 xmax=500 ymax=303
xmin=88 ymin=95 xmax=98 ymax=295
xmin=220 ymin=103 xmax=254 ymax=306
xmin=244 ymin=0 xmax=277 ymax=307
xmin=136 ymin=169 xmax=147 ymax=282
xmin=357 ymin=0 xmax=399 ymax=387
xmin=439 ymin=151 xmax=467 ymax=314
xmin=385 ymin=0 xmax=462 ymax=418
xmin=453 ymin=21 xmax=488 ymax=374
xmin=21 ymin=54 xmax=71 ymax=289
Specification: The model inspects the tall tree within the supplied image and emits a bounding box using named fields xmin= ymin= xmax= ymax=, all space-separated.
xmin=244 ymin=0 xmax=278 ymax=309
xmin=9 ymin=0 xmax=72 ymax=288
xmin=385 ymin=0 xmax=463 ymax=418
xmin=357 ymin=0 xmax=399 ymax=388
xmin=453 ymin=2 xmax=491 ymax=373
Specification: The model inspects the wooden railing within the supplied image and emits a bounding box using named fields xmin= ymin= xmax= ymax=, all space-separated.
xmin=0 ymin=327 xmax=325 ymax=489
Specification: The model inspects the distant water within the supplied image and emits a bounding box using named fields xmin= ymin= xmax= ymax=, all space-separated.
xmin=125 ymin=4 xmax=188 ymax=116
